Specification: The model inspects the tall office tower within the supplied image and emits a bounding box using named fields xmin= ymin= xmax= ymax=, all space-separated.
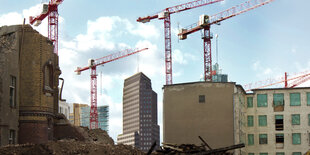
xmin=117 ymin=72 xmax=160 ymax=152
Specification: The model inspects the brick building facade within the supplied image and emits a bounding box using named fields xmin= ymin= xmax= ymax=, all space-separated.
xmin=0 ymin=24 xmax=61 ymax=145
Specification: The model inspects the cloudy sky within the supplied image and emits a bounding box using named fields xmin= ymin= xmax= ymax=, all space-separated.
xmin=1 ymin=0 xmax=310 ymax=142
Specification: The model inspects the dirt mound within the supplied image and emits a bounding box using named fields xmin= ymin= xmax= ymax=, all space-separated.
xmin=80 ymin=127 xmax=114 ymax=145
xmin=0 ymin=127 xmax=145 ymax=155
xmin=0 ymin=140 xmax=145 ymax=155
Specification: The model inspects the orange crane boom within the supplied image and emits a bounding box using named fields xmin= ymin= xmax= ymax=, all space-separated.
xmin=178 ymin=0 xmax=274 ymax=81
xmin=137 ymin=0 xmax=223 ymax=85
xmin=75 ymin=48 xmax=148 ymax=129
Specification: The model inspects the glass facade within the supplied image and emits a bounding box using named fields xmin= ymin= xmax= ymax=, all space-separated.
xmin=80 ymin=106 xmax=109 ymax=132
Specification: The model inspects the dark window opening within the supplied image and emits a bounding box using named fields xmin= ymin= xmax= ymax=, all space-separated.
xmin=259 ymin=134 xmax=268 ymax=144
xmin=276 ymin=134 xmax=284 ymax=143
xmin=199 ymin=95 xmax=205 ymax=103
xmin=9 ymin=130 xmax=15 ymax=144
xmin=9 ymin=76 xmax=16 ymax=108
xmin=275 ymin=115 xmax=284 ymax=131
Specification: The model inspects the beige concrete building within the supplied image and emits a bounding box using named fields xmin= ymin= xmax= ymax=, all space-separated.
xmin=163 ymin=82 xmax=244 ymax=149
xmin=163 ymin=81 xmax=310 ymax=155
xmin=244 ymin=87 xmax=310 ymax=155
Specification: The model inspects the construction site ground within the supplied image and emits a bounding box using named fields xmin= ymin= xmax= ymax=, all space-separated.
xmin=0 ymin=127 xmax=146 ymax=155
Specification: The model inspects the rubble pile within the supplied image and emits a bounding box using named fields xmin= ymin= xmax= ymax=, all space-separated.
xmin=0 ymin=127 xmax=145 ymax=155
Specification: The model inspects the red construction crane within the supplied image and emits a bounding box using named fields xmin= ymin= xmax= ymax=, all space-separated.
xmin=178 ymin=0 xmax=274 ymax=81
xmin=243 ymin=71 xmax=310 ymax=92
xmin=75 ymin=48 xmax=148 ymax=129
xmin=137 ymin=0 xmax=223 ymax=85
xmin=29 ymin=0 xmax=64 ymax=55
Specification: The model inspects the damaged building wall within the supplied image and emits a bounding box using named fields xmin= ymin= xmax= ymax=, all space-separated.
xmin=163 ymin=82 xmax=238 ymax=148
xmin=0 ymin=25 xmax=20 ymax=146
xmin=0 ymin=24 xmax=61 ymax=145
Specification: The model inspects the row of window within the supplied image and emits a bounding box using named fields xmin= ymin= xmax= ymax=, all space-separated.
xmin=247 ymin=133 xmax=301 ymax=145
xmin=249 ymin=153 xmax=302 ymax=155
xmin=247 ymin=114 xmax=310 ymax=127
xmin=247 ymin=92 xmax=310 ymax=107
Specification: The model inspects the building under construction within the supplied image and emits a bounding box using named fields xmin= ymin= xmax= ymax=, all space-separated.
xmin=163 ymin=81 xmax=310 ymax=154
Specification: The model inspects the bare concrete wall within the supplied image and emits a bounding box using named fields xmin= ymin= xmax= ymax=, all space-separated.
xmin=163 ymin=82 xmax=235 ymax=148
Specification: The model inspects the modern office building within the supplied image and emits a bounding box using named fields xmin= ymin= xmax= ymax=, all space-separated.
xmin=72 ymin=103 xmax=88 ymax=126
xmin=117 ymin=72 xmax=160 ymax=152
xmin=163 ymin=81 xmax=310 ymax=155
xmin=80 ymin=105 xmax=109 ymax=132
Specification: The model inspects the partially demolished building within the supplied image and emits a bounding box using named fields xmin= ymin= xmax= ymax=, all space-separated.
xmin=0 ymin=24 xmax=61 ymax=145
xmin=163 ymin=81 xmax=310 ymax=155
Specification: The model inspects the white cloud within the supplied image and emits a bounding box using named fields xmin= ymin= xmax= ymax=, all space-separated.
xmin=252 ymin=60 xmax=260 ymax=71
xmin=173 ymin=49 xmax=187 ymax=65
xmin=130 ymin=23 xmax=160 ymax=39
xmin=0 ymin=12 xmax=23 ymax=26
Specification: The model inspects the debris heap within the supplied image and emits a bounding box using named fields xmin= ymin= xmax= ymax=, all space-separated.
xmin=0 ymin=127 xmax=145 ymax=155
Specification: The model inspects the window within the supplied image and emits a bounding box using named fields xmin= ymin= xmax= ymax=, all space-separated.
xmin=308 ymin=114 xmax=310 ymax=126
xmin=292 ymin=153 xmax=301 ymax=155
xmin=257 ymin=94 xmax=267 ymax=107
xmin=292 ymin=133 xmax=301 ymax=144
xmin=248 ymin=115 xmax=254 ymax=127
xmin=248 ymin=153 xmax=254 ymax=155
xmin=9 ymin=130 xmax=15 ymax=144
xmin=199 ymin=95 xmax=205 ymax=103
xmin=259 ymin=115 xmax=267 ymax=126
xmin=273 ymin=93 xmax=284 ymax=106
xmin=307 ymin=92 xmax=310 ymax=106
xmin=276 ymin=153 xmax=284 ymax=155
xmin=291 ymin=114 xmax=300 ymax=125
xmin=275 ymin=115 xmax=284 ymax=131
xmin=260 ymin=153 xmax=268 ymax=155
xmin=248 ymin=134 xmax=254 ymax=145
xmin=9 ymin=76 xmax=16 ymax=108
xmin=259 ymin=134 xmax=268 ymax=144
xmin=43 ymin=60 xmax=54 ymax=93
xmin=276 ymin=133 xmax=284 ymax=143
xmin=290 ymin=93 xmax=301 ymax=106
xmin=247 ymin=97 xmax=253 ymax=108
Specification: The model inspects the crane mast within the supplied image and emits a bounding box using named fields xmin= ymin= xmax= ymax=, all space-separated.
xmin=75 ymin=48 xmax=148 ymax=129
xmin=178 ymin=0 xmax=274 ymax=81
xmin=137 ymin=0 xmax=223 ymax=85
xmin=29 ymin=0 xmax=64 ymax=55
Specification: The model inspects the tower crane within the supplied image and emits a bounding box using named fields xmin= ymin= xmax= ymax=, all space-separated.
xmin=75 ymin=48 xmax=148 ymax=129
xmin=137 ymin=0 xmax=223 ymax=85
xmin=29 ymin=0 xmax=64 ymax=55
xmin=244 ymin=71 xmax=310 ymax=92
xmin=178 ymin=0 xmax=274 ymax=81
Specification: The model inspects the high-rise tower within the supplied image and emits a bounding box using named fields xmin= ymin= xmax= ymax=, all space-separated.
xmin=117 ymin=72 xmax=160 ymax=152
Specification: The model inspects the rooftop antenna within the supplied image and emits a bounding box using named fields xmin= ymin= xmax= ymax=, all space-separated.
xmin=215 ymin=34 xmax=218 ymax=64
xmin=100 ymin=71 xmax=102 ymax=95
xmin=137 ymin=53 xmax=140 ymax=72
